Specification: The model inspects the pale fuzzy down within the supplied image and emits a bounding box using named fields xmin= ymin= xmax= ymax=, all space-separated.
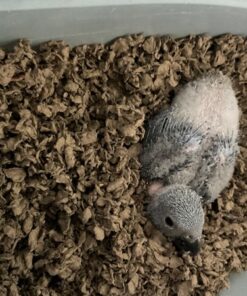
xmin=140 ymin=71 xmax=239 ymax=255
xmin=172 ymin=72 xmax=239 ymax=139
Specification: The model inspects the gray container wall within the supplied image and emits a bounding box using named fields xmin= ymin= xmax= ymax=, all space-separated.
xmin=1 ymin=0 xmax=247 ymax=46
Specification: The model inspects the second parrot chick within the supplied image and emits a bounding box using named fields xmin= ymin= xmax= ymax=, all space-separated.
xmin=140 ymin=71 xmax=239 ymax=255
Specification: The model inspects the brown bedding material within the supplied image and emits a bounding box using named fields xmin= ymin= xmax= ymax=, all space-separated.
xmin=0 ymin=34 xmax=246 ymax=296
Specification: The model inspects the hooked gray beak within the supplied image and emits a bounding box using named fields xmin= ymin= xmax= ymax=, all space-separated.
xmin=172 ymin=237 xmax=200 ymax=256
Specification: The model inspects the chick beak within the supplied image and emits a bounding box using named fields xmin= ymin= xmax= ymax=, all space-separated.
xmin=172 ymin=237 xmax=200 ymax=256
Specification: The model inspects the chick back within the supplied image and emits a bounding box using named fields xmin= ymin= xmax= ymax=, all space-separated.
xmin=172 ymin=71 xmax=239 ymax=139
xmin=140 ymin=72 xmax=239 ymax=202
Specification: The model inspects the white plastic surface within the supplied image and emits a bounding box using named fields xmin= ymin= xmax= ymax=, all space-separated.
xmin=1 ymin=1 xmax=247 ymax=46
xmin=1 ymin=0 xmax=247 ymax=10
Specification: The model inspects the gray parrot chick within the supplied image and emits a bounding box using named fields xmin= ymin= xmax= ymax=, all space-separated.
xmin=148 ymin=183 xmax=204 ymax=255
xmin=140 ymin=71 xmax=239 ymax=255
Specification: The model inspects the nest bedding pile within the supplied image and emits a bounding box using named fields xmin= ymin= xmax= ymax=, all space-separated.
xmin=0 ymin=34 xmax=246 ymax=296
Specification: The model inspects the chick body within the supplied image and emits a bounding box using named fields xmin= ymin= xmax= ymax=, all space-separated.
xmin=141 ymin=72 xmax=239 ymax=203
xmin=140 ymin=72 xmax=239 ymax=254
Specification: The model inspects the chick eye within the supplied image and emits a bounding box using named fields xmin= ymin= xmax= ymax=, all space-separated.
xmin=165 ymin=216 xmax=174 ymax=227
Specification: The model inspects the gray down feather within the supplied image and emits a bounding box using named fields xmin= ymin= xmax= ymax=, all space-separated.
xmin=140 ymin=71 xmax=239 ymax=254
xmin=140 ymin=71 xmax=239 ymax=203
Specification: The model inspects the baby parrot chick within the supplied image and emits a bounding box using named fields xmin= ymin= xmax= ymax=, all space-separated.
xmin=140 ymin=72 xmax=239 ymax=255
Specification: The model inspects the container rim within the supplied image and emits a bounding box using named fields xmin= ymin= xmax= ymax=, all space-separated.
xmin=1 ymin=0 xmax=247 ymax=11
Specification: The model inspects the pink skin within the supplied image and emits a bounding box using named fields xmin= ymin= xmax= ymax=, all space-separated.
xmin=148 ymin=181 xmax=164 ymax=197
